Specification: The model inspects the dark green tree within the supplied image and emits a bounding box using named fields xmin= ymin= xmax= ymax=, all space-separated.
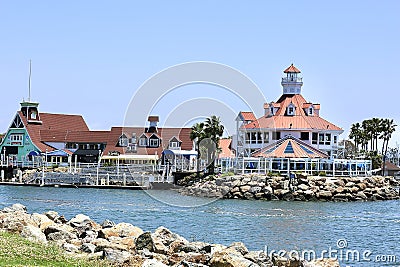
xmin=204 ymin=116 xmax=224 ymax=174
xmin=190 ymin=122 xmax=205 ymax=175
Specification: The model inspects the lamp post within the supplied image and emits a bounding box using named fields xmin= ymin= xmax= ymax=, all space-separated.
xmin=2 ymin=147 xmax=5 ymax=166
xmin=96 ymin=149 xmax=101 ymax=186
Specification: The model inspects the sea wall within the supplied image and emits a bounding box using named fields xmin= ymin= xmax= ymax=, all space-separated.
xmin=0 ymin=203 xmax=339 ymax=267
xmin=179 ymin=175 xmax=400 ymax=201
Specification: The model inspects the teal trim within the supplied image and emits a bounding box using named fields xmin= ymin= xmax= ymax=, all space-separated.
xmin=0 ymin=113 xmax=41 ymax=161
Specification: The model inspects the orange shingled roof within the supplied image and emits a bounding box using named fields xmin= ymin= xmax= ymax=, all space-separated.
xmin=102 ymin=127 xmax=193 ymax=156
xmin=239 ymin=111 xmax=256 ymax=121
xmin=284 ymin=64 xmax=301 ymax=73
xmin=244 ymin=94 xmax=342 ymax=131
xmin=18 ymin=111 xmax=89 ymax=152
xmin=218 ymin=139 xmax=235 ymax=158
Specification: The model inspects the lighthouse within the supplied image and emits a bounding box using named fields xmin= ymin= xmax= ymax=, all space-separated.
xmin=281 ymin=63 xmax=303 ymax=95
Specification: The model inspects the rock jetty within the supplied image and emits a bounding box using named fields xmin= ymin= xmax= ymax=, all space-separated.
xmin=179 ymin=174 xmax=400 ymax=201
xmin=0 ymin=203 xmax=339 ymax=267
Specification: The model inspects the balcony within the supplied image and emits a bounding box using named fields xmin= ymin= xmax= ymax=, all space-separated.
xmin=282 ymin=77 xmax=303 ymax=83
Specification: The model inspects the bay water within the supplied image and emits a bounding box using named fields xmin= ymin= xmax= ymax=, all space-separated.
xmin=0 ymin=185 xmax=399 ymax=266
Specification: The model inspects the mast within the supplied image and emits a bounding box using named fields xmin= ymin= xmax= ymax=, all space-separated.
xmin=28 ymin=59 xmax=32 ymax=101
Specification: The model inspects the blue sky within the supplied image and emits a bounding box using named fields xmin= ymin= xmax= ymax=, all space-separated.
xmin=1 ymin=1 xmax=399 ymax=146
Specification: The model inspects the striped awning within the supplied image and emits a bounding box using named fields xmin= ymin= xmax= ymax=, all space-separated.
xmin=252 ymin=136 xmax=328 ymax=159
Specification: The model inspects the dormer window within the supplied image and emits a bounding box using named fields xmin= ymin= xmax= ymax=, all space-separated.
xmin=168 ymin=136 xmax=181 ymax=150
xmin=287 ymin=103 xmax=295 ymax=116
xmin=139 ymin=136 xmax=148 ymax=146
xmin=118 ymin=134 xmax=128 ymax=147
xmin=309 ymin=107 xmax=313 ymax=116
xmin=149 ymin=138 xmax=159 ymax=147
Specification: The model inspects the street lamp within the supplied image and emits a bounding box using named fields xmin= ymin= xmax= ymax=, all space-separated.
xmin=2 ymin=147 xmax=5 ymax=166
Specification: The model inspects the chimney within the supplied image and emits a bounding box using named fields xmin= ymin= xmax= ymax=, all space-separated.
xmin=147 ymin=116 xmax=159 ymax=133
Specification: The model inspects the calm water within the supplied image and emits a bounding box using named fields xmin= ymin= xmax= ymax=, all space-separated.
xmin=0 ymin=185 xmax=399 ymax=266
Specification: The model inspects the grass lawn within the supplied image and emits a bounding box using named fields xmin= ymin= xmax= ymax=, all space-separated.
xmin=0 ymin=231 xmax=110 ymax=267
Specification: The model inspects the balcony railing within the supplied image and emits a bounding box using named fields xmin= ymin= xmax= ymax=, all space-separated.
xmin=282 ymin=77 xmax=303 ymax=83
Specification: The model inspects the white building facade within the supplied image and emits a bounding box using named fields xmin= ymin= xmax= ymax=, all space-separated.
xmin=235 ymin=64 xmax=344 ymax=159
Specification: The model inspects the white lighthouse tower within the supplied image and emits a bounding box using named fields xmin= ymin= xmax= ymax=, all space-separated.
xmin=281 ymin=63 xmax=303 ymax=95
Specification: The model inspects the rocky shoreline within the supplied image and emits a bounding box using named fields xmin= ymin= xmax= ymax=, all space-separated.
xmin=179 ymin=174 xmax=400 ymax=201
xmin=0 ymin=203 xmax=339 ymax=267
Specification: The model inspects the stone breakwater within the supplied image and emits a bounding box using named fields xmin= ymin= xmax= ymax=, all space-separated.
xmin=179 ymin=175 xmax=400 ymax=201
xmin=0 ymin=203 xmax=339 ymax=267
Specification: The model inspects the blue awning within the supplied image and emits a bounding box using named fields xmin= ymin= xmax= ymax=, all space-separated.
xmin=28 ymin=151 xmax=40 ymax=156
xmin=47 ymin=150 xmax=69 ymax=157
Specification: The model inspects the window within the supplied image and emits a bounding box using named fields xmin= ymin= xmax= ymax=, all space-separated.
xmin=10 ymin=134 xmax=23 ymax=142
xmin=257 ymin=132 xmax=262 ymax=144
xmin=312 ymin=133 xmax=318 ymax=144
xmin=149 ymin=139 xmax=159 ymax=147
xmin=300 ymin=132 xmax=309 ymax=140
xmin=251 ymin=132 xmax=257 ymax=144
xmin=319 ymin=133 xmax=325 ymax=145
xmin=246 ymin=132 xmax=251 ymax=144
xmin=10 ymin=134 xmax=24 ymax=145
xmin=287 ymin=104 xmax=295 ymax=116
xmin=263 ymin=132 xmax=269 ymax=143
xmin=30 ymin=111 xmax=37 ymax=119
xmin=325 ymin=134 xmax=331 ymax=145
xmin=139 ymin=137 xmax=147 ymax=146
xmin=272 ymin=132 xmax=281 ymax=140
xmin=270 ymin=107 xmax=274 ymax=115
xmin=118 ymin=136 xmax=128 ymax=147
xmin=334 ymin=135 xmax=338 ymax=144
xmin=169 ymin=141 xmax=179 ymax=149
xmin=308 ymin=108 xmax=313 ymax=115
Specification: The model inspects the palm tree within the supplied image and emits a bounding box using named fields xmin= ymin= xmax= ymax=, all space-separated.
xmin=349 ymin=122 xmax=362 ymax=156
xmin=362 ymin=119 xmax=373 ymax=151
xmin=370 ymin=117 xmax=382 ymax=152
xmin=204 ymin=116 xmax=224 ymax=174
xmin=190 ymin=122 xmax=205 ymax=174
xmin=380 ymin=119 xmax=397 ymax=175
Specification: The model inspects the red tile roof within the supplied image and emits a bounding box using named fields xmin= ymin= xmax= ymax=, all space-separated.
xmin=218 ymin=139 xmax=235 ymax=158
xmin=39 ymin=130 xmax=111 ymax=143
xmin=19 ymin=111 xmax=89 ymax=152
xmin=383 ymin=161 xmax=400 ymax=171
xmin=283 ymin=64 xmax=301 ymax=73
xmin=102 ymin=127 xmax=193 ymax=156
xmin=239 ymin=111 xmax=256 ymax=121
xmin=243 ymin=94 xmax=342 ymax=131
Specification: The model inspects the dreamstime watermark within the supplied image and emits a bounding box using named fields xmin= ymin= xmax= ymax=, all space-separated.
xmin=264 ymin=239 xmax=397 ymax=265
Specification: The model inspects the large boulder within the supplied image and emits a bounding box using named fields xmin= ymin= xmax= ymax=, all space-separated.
xmin=98 ymin=222 xmax=143 ymax=239
xmin=209 ymin=247 xmax=259 ymax=267
xmin=136 ymin=232 xmax=155 ymax=252
xmin=0 ymin=210 xmax=37 ymax=233
xmin=305 ymin=258 xmax=340 ymax=267
xmin=44 ymin=224 xmax=77 ymax=242
xmin=227 ymin=242 xmax=249 ymax=256
xmin=31 ymin=213 xmax=55 ymax=230
xmin=2 ymin=203 xmax=27 ymax=213
xmin=152 ymin=227 xmax=188 ymax=254
xmin=20 ymin=224 xmax=47 ymax=243
xmin=102 ymin=248 xmax=133 ymax=264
